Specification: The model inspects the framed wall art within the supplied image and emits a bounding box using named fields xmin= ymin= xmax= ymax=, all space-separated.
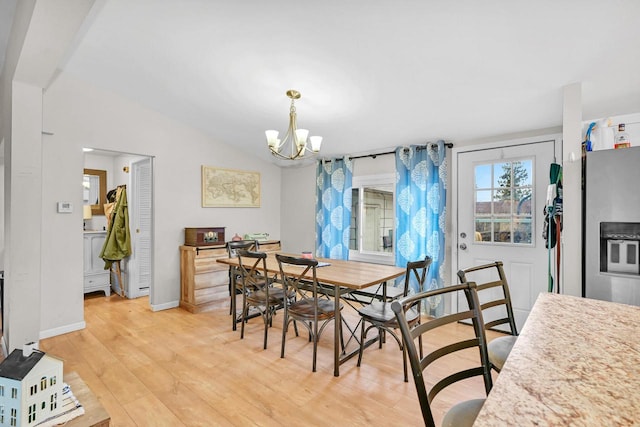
xmin=201 ymin=166 xmax=261 ymax=207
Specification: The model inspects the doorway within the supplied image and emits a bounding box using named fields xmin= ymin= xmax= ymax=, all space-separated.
xmin=83 ymin=149 xmax=154 ymax=301
xmin=452 ymin=136 xmax=560 ymax=329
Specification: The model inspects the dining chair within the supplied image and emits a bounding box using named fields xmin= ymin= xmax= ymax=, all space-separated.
xmin=276 ymin=254 xmax=343 ymax=372
xmin=236 ymin=249 xmax=291 ymax=349
xmin=356 ymin=256 xmax=432 ymax=382
xmin=457 ymin=261 xmax=518 ymax=373
xmin=391 ymin=282 xmax=493 ymax=427
xmin=227 ymin=240 xmax=258 ymax=329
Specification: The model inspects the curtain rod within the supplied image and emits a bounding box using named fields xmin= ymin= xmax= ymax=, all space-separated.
xmin=347 ymin=142 xmax=453 ymax=160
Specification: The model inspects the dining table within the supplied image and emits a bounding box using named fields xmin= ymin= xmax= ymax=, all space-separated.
xmin=473 ymin=292 xmax=640 ymax=426
xmin=217 ymin=252 xmax=406 ymax=376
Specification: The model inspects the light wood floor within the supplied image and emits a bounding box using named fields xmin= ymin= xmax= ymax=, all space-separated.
xmin=40 ymin=294 xmax=500 ymax=427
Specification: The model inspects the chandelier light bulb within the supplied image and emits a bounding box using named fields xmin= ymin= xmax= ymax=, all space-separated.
xmin=265 ymin=130 xmax=279 ymax=149
xmin=309 ymin=136 xmax=323 ymax=152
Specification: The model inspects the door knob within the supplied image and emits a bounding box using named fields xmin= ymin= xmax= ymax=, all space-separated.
xmin=459 ymin=243 xmax=467 ymax=250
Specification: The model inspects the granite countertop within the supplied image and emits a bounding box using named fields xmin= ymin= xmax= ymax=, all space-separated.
xmin=474 ymin=292 xmax=640 ymax=426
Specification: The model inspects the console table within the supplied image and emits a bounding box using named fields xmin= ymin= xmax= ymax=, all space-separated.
xmin=179 ymin=240 xmax=282 ymax=313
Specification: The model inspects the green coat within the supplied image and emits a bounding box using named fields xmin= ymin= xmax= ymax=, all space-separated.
xmin=100 ymin=186 xmax=132 ymax=269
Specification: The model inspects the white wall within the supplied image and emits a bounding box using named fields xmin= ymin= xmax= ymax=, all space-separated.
xmin=562 ymin=83 xmax=582 ymax=297
xmin=280 ymin=164 xmax=315 ymax=254
xmin=39 ymin=72 xmax=282 ymax=334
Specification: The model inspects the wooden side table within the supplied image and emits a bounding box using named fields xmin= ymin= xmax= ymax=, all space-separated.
xmin=65 ymin=372 xmax=110 ymax=427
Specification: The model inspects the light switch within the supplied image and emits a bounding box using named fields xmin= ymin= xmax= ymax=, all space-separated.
xmin=57 ymin=201 xmax=73 ymax=213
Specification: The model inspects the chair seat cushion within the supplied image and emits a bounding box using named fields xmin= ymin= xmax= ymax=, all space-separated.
xmin=441 ymin=398 xmax=485 ymax=427
xmin=488 ymin=335 xmax=517 ymax=371
xmin=358 ymin=301 xmax=419 ymax=324
xmin=246 ymin=287 xmax=292 ymax=305
xmin=289 ymin=298 xmax=342 ymax=320
xmin=236 ymin=277 xmax=267 ymax=291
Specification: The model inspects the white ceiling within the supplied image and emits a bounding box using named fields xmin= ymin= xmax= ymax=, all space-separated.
xmin=6 ymin=1 xmax=640 ymax=165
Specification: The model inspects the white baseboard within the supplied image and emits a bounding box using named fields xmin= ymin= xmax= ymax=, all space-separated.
xmin=39 ymin=321 xmax=86 ymax=340
xmin=150 ymin=300 xmax=179 ymax=312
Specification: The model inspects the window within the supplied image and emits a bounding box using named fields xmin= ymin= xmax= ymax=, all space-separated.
xmin=0 ymin=385 xmax=4 ymax=396
xmin=0 ymin=404 xmax=4 ymax=423
xmin=28 ymin=404 xmax=36 ymax=423
xmin=51 ymin=393 xmax=57 ymax=411
xmin=10 ymin=408 xmax=16 ymax=426
xmin=11 ymin=388 xmax=17 ymax=399
xmin=30 ymin=384 xmax=37 ymax=395
xmin=350 ymin=174 xmax=395 ymax=262
xmin=474 ymin=158 xmax=533 ymax=245
xmin=50 ymin=376 xmax=57 ymax=386
xmin=41 ymin=377 xmax=47 ymax=390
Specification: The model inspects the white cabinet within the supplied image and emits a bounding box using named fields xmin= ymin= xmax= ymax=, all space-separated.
xmin=83 ymin=231 xmax=111 ymax=296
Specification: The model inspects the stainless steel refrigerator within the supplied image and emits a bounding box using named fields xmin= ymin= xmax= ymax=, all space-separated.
xmin=584 ymin=146 xmax=640 ymax=306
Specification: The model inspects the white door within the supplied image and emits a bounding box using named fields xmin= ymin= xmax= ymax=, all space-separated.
xmin=453 ymin=137 xmax=559 ymax=330
xmin=127 ymin=157 xmax=153 ymax=298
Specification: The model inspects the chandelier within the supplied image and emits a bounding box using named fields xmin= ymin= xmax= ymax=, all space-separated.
xmin=265 ymin=90 xmax=322 ymax=160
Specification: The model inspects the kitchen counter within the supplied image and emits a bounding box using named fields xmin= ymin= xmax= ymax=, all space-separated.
xmin=474 ymin=292 xmax=640 ymax=426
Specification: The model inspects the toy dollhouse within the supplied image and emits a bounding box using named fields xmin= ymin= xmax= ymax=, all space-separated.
xmin=0 ymin=343 xmax=64 ymax=427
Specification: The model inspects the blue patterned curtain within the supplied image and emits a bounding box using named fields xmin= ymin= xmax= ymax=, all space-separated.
xmin=315 ymin=157 xmax=353 ymax=259
xmin=395 ymin=141 xmax=447 ymax=315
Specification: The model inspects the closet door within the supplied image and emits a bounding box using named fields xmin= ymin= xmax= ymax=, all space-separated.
xmin=128 ymin=157 xmax=153 ymax=298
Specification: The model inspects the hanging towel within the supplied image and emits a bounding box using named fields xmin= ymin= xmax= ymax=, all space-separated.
xmin=543 ymin=163 xmax=562 ymax=292
xmin=100 ymin=186 xmax=132 ymax=269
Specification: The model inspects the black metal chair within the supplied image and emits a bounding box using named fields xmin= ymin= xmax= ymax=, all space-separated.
xmin=391 ymin=282 xmax=493 ymax=427
xmin=356 ymin=256 xmax=432 ymax=382
xmin=236 ymin=250 xmax=292 ymax=349
xmin=227 ymin=240 xmax=258 ymax=330
xmin=276 ymin=254 xmax=343 ymax=372
xmin=457 ymin=261 xmax=518 ymax=373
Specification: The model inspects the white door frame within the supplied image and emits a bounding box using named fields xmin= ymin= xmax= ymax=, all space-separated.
xmin=450 ymin=133 xmax=562 ymax=312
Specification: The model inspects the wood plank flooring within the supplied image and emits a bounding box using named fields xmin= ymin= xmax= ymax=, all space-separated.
xmin=40 ymin=293 xmax=500 ymax=426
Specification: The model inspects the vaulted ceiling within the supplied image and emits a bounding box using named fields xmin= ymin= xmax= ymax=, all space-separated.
xmin=4 ymin=1 xmax=640 ymax=165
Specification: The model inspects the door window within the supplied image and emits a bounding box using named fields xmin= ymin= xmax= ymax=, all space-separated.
xmin=474 ymin=159 xmax=533 ymax=245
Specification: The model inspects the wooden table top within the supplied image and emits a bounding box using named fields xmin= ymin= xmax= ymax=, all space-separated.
xmin=66 ymin=371 xmax=110 ymax=427
xmin=473 ymin=293 xmax=640 ymax=426
xmin=217 ymin=252 xmax=406 ymax=290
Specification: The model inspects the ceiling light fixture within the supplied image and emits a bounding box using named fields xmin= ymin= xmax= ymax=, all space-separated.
xmin=265 ymin=90 xmax=322 ymax=160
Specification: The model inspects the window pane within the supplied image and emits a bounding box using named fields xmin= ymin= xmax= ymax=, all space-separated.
xmin=493 ymin=191 xmax=513 ymax=214
xmin=362 ymin=186 xmax=393 ymax=252
xmin=515 ymin=191 xmax=532 ymax=215
xmin=475 ymin=164 xmax=491 ymax=188
xmin=350 ymin=189 xmax=359 ymax=250
xmin=514 ymin=216 xmax=532 ymax=244
xmin=493 ymin=162 xmax=511 ymax=188
xmin=475 ymin=219 xmax=490 ymax=242
xmin=514 ymin=160 xmax=532 ymax=186
xmin=493 ymin=217 xmax=511 ymax=242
